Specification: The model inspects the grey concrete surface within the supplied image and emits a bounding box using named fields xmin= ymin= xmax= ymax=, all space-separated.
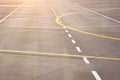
xmin=0 ymin=0 xmax=120 ymax=80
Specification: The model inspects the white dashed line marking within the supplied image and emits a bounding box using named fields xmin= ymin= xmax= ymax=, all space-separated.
xmin=71 ymin=39 xmax=76 ymax=44
xmin=92 ymin=71 xmax=102 ymax=80
xmin=51 ymin=4 xmax=102 ymax=80
xmin=76 ymin=47 xmax=82 ymax=52
xmin=68 ymin=34 xmax=72 ymax=37
xmin=83 ymin=57 xmax=90 ymax=64
xmin=65 ymin=30 xmax=69 ymax=33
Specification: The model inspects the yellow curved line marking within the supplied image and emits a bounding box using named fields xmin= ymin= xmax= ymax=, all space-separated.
xmin=0 ymin=49 xmax=120 ymax=61
xmin=56 ymin=12 xmax=120 ymax=41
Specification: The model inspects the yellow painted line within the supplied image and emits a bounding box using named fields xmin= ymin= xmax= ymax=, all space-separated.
xmin=56 ymin=12 xmax=120 ymax=40
xmin=0 ymin=49 xmax=120 ymax=61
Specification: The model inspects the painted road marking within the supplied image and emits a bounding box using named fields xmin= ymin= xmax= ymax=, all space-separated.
xmin=76 ymin=47 xmax=82 ymax=52
xmin=50 ymin=3 xmax=120 ymax=61
xmin=65 ymin=30 xmax=69 ymax=33
xmin=75 ymin=4 xmax=120 ymax=23
xmin=68 ymin=34 xmax=72 ymax=37
xmin=0 ymin=3 xmax=25 ymax=23
xmin=83 ymin=57 xmax=90 ymax=64
xmin=92 ymin=71 xmax=102 ymax=80
xmin=56 ymin=13 xmax=120 ymax=40
xmin=71 ymin=39 xmax=76 ymax=44
xmin=0 ymin=49 xmax=120 ymax=60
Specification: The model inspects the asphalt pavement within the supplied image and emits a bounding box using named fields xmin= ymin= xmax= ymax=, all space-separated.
xmin=0 ymin=0 xmax=120 ymax=80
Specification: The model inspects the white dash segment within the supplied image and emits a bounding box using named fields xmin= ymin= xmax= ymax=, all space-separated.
xmin=65 ymin=30 xmax=69 ymax=33
xmin=76 ymin=47 xmax=82 ymax=52
xmin=83 ymin=57 xmax=90 ymax=64
xmin=92 ymin=71 xmax=102 ymax=80
xmin=68 ymin=34 xmax=72 ymax=37
xmin=71 ymin=39 xmax=76 ymax=44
